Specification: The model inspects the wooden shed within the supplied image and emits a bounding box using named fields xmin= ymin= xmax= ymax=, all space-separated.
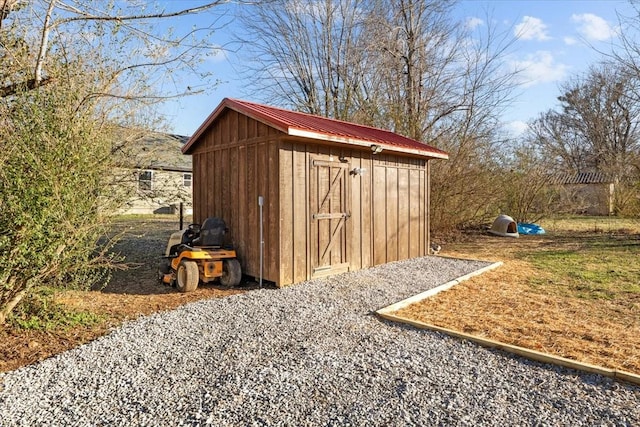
xmin=183 ymin=98 xmax=448 ymax=286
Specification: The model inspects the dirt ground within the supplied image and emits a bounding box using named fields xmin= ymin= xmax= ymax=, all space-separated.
xmin=0 ymin=218 xmax=257 ymax=373
xmin=395 ymin=231 xmax=640 ymax=375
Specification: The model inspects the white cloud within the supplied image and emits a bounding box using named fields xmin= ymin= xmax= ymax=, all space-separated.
xmin=506 ymin=120 xmax=529 ymax=136
xmin=563 ymin=36 xmax=577 ymax=45
xmin=466 ymin=17 xmax=484 ymax=30
xmin=207 ymin=46 xmax=228 ymax=63
xmin=514 ymin=16 xmax=551 ymax=41
xmin=511 ymin=51 xmax=568 ymax=87
xmin=571 ymin=13 xmax=617 ymax=41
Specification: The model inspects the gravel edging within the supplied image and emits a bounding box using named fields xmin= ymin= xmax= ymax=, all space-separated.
xmin=1 ymin=256 xmax=639 ymax=426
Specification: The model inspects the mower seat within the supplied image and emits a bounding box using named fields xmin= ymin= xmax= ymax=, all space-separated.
xmin=192 ymin=217 xmax=226 ymax=247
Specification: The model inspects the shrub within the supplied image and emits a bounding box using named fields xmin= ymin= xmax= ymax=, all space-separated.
xmin=0 ymin=82 xmax=121 ymax=325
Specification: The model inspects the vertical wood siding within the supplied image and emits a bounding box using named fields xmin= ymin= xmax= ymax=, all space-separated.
xmin=191 ymin=110 xmax=281 ymax=282
xmin=278 ymin=142 xmax=428 ymax=286
xmin=371 ymin=155 xmax=427 ymax=266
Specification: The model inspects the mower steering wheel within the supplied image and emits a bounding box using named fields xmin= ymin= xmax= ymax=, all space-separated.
xmin=183 ymin=223 xmax=200 ymax=243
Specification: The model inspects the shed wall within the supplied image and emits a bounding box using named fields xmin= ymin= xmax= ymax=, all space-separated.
xmin=190 ymin=109 xmax=282 ymax=282
xmin=278 ymin=141 xmax=428 ymax=286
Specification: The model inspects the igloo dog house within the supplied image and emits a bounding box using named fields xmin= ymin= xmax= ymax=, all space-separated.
xmin=488 ymin=214 xmax=519 ymax=238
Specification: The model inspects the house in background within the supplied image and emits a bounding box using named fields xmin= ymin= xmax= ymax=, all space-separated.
xmin=183 ymin=98 xmax=448 ymax=286
xmin=118 ymin=132 xmax=193 ymax=215
xmin=552 ymin=172 xmax=615 ymax=216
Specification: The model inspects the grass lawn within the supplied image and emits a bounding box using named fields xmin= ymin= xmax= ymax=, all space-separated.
xmin=395 ymin=216 xmax=640 ymax=375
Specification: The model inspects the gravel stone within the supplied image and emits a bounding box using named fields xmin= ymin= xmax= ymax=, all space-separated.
xmin=1 ymin=256 xmax=639 ymax=426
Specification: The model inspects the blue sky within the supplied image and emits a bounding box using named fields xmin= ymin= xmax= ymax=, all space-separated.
xmin=159 ymin=0 xmax=636 ymax=137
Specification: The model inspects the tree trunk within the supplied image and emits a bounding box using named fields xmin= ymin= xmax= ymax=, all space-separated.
xmin=0 ymin=283 xmax=26 ymax=326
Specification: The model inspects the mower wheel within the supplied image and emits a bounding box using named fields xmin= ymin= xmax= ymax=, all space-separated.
xmin=220 ymin=259 xmax=242 ymax=288
xmin=176 ymin=260 xmax=199 ymax=293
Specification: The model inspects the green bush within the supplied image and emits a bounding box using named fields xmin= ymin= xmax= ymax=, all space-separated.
xmin=8 ymin=288 xmax=105 ymax=331
xmin=0 ymin=82 xmax=121 ymax=325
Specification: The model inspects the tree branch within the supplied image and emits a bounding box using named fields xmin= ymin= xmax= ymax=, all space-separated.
xmin=35 ymin=0 xmax=57 ymax=85
xmin=0 ymin=0 xmax=18 ymax=29
xmin=0 ymin=77 xmax=54 ymax=98
xmin=54 ymin=1 xmax=229 ymax=25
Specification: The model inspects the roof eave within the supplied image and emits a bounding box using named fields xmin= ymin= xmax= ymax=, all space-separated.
xmin=288 ymin=128 xmax=449 ymax=160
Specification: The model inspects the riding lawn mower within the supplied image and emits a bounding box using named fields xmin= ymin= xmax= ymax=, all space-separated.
xmin=159 ymin=217 xmax=242 ymax=292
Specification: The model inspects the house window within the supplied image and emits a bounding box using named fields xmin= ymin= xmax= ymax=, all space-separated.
xmin=183 ymin=173 xmax=192 ymax=187
xmin=138 ymin=170 xmax=153 ymax=191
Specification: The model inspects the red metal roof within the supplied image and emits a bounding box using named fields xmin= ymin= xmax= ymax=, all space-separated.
xmin=183 ymin=98 xmax=449 ymax=159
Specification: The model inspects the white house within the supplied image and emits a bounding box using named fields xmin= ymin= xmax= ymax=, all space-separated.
xmin=117 ymin=132 xmax=193 ymax=215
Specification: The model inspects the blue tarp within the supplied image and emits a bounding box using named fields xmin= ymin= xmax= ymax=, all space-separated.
xmin=517 ymin=222 xmax=545 ymax=235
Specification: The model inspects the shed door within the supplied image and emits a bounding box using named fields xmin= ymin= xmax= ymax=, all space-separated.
xmin=310 ymin=157 xmax=350 ymax=278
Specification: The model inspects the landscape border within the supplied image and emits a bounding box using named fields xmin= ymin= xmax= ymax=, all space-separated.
xmin=376 ymin=258 xmax=640 ymax=386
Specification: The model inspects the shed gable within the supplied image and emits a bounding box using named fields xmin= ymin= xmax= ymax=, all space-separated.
xmin=189 ymin=108 xmax=284 ymax=155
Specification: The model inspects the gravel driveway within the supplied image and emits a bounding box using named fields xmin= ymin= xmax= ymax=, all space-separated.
xmin=1 ymin=256 xmax=638 ymax=426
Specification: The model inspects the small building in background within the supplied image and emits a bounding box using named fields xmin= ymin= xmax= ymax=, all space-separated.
xmin=183 ymin=98 xmax=448 ymax=286
xmin=552 ymin=172 xmax=615 ymax=216
xmin=118 ymin=132 xmax=193 ymax=215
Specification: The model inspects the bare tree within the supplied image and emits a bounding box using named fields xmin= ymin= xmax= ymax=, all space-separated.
xmin=239 ymin=0 xmax=520 ymax=232
xmin=529 ymin=63 xmax=640 ymax=180
xmin=528 ymin=109 xmax=600 ymax=176
xmin=238 ymin=0 xmax=371 ymax=119
xmin=610 ymin=3 xmax=640 ymax=99
xmin=363 ymin=0 xmax=463 ymax=140
xmin=0 ymin=1 xmax=236 ymax=101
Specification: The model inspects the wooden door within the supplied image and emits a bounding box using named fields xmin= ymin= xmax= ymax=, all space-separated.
xmin=310 ymin=156 xmax=350 ymax=278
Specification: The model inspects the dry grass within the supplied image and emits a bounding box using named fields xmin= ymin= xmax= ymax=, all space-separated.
xmin=395 ymin=219 xmax=640 ymax=375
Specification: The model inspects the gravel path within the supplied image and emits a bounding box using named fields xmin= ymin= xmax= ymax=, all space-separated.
xmin=1 ymin=256 xmax=639 ymax=426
